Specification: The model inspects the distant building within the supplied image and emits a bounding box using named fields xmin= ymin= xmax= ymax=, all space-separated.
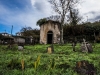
xmin=1 ymin=32 xmax=11 ymax=36
xmin=16 ymin=32 xmax=22 ymax=36
xmin=0 ymin=32 xmax=13 ymax=44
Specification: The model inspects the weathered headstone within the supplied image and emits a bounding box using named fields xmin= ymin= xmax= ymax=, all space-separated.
xmin=47 ymin=44 xmax=54 ymax=53
xmin=81 ymin=39 xmax=93 ymax=53
xmin=86 ymin=43 xmax=93 ymax=53
xmin=18 ymin=43 xmax=24 ymax=50
xmin=18 ymin=46 xmax=23 ymax=50
xmin=47 ymin=47 xmax=52 ymax=53
xmin=81 ymin=42 xmax=88 ymax=52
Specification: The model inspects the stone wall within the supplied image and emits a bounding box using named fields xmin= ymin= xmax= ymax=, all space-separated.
xmin=40 ymin=21 xmax=60 ymax=44
xmin=14 ymin=37 xmax=25 ymax=44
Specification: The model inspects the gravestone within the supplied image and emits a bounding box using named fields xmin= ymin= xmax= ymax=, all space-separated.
xmin=86 ymin=43 xmax=93 ymax=53
xmin=47 ymin=47 xmax=52 ymax=53
xmin=18 ymin=46 xmax=23 ymax=50
xmin=81 ymin=39 xmax=93 ymax=53
xmin=47 ymin=44 xmax=54 ymax=53
xmin=81 ymin=42 xmax=88 ymax=52
xmin=18 ymin=43 xmax=24 ymax=50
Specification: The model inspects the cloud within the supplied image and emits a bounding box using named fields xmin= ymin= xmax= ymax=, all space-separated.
xmin=0 ymin=0 xmax=100 ymax=34
xmin=0 ymin=0 xmax=38 ymax=28
xmin=0 ymin=0 xmax=54 ymax=31
xmin=78 ymin=0 xmax=100 ymax=22
xmin=31 ymin=0 xmax=100 ymax=23
xmin=31 ymin=0 xmax=53 ymax=16
xmin=89 ymin=13 xmax=100 ymax=22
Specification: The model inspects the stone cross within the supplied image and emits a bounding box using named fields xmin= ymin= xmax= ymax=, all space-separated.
xmin=83 ymin=38 xmax=88 ymax=52
xmin=81 ymin=38 xmax=93 ymax=53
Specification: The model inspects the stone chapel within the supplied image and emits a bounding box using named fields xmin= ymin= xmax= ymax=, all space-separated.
xmin=40 ymin=20 xmax=60 ymax=44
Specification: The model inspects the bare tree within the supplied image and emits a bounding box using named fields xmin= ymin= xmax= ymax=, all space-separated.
xmin=46 ymin=15 xmax=60 ymax=22
xmin=68 ymin=7 xmax=82 ymax=51
xmin=49 ymin=0 xmax=79 ymax=44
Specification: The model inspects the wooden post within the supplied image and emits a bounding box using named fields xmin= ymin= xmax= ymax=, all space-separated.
xmin=47 ymin=47 xmax=52 ymax=54
xmin=47 ymin=44 xmax=54 ymax=54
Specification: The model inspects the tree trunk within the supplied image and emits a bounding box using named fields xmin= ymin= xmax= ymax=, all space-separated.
xmin=72 ymin=42 xmax=76 ymax=51
xmin=99 ymin=32 xmax=100 ymax=37
xmin=93 ymin=32 xmax=96 ymax=48
xmin=72 ymin=36 xmax=76 ymax=51
xmin=60 ymin=14 xmax=65 ymax=45
xmin=60 ymin=24 xmax=64 ymax=45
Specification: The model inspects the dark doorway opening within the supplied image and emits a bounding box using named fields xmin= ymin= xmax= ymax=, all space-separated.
xmin=47 ymin=31 xmax=53 ymax=44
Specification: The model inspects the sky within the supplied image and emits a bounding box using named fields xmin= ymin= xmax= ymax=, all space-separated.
xmin=0 ymin=0 xmax=100 ymax=35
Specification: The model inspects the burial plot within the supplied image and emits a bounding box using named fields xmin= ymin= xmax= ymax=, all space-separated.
xmin=81 ymin=42 xmax=88 ymax=52
xmin=75 ymin=60 xmax=96 ymax=75
xmin=81 ymin=39 xmax=93 ymax=53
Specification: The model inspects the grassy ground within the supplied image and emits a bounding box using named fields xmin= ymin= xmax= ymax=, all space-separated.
xmin=0 ymin=43 xmax=100 ymax=75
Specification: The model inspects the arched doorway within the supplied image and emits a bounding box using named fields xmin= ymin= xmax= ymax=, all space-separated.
xmin=47 ymin=31 xmax=53 ymax=44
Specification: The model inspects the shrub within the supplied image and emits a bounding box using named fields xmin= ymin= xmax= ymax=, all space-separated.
xmin=7 ymin=58 xmax=21 ymax=70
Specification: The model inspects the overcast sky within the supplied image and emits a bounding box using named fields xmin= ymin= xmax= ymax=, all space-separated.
xmin=0 ymin=0 xmax=100 ymax=35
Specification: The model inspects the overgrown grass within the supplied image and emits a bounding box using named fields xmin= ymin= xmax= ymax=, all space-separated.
xmin=0 ymin=43 xmax=100 ymax=75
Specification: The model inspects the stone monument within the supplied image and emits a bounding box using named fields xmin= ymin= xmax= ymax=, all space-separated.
xmin=40 ymin=20 xmax=60 ymax=44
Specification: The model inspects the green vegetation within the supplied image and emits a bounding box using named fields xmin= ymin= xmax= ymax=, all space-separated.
xmin=0 ymin=43 xmax=100 ymax=75
xmin=63 ymin=21 xmax=100 ymax=42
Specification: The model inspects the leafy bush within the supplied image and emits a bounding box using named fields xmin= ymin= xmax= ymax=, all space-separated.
xmin=7 ymin=58 xmax=21 ymax=70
